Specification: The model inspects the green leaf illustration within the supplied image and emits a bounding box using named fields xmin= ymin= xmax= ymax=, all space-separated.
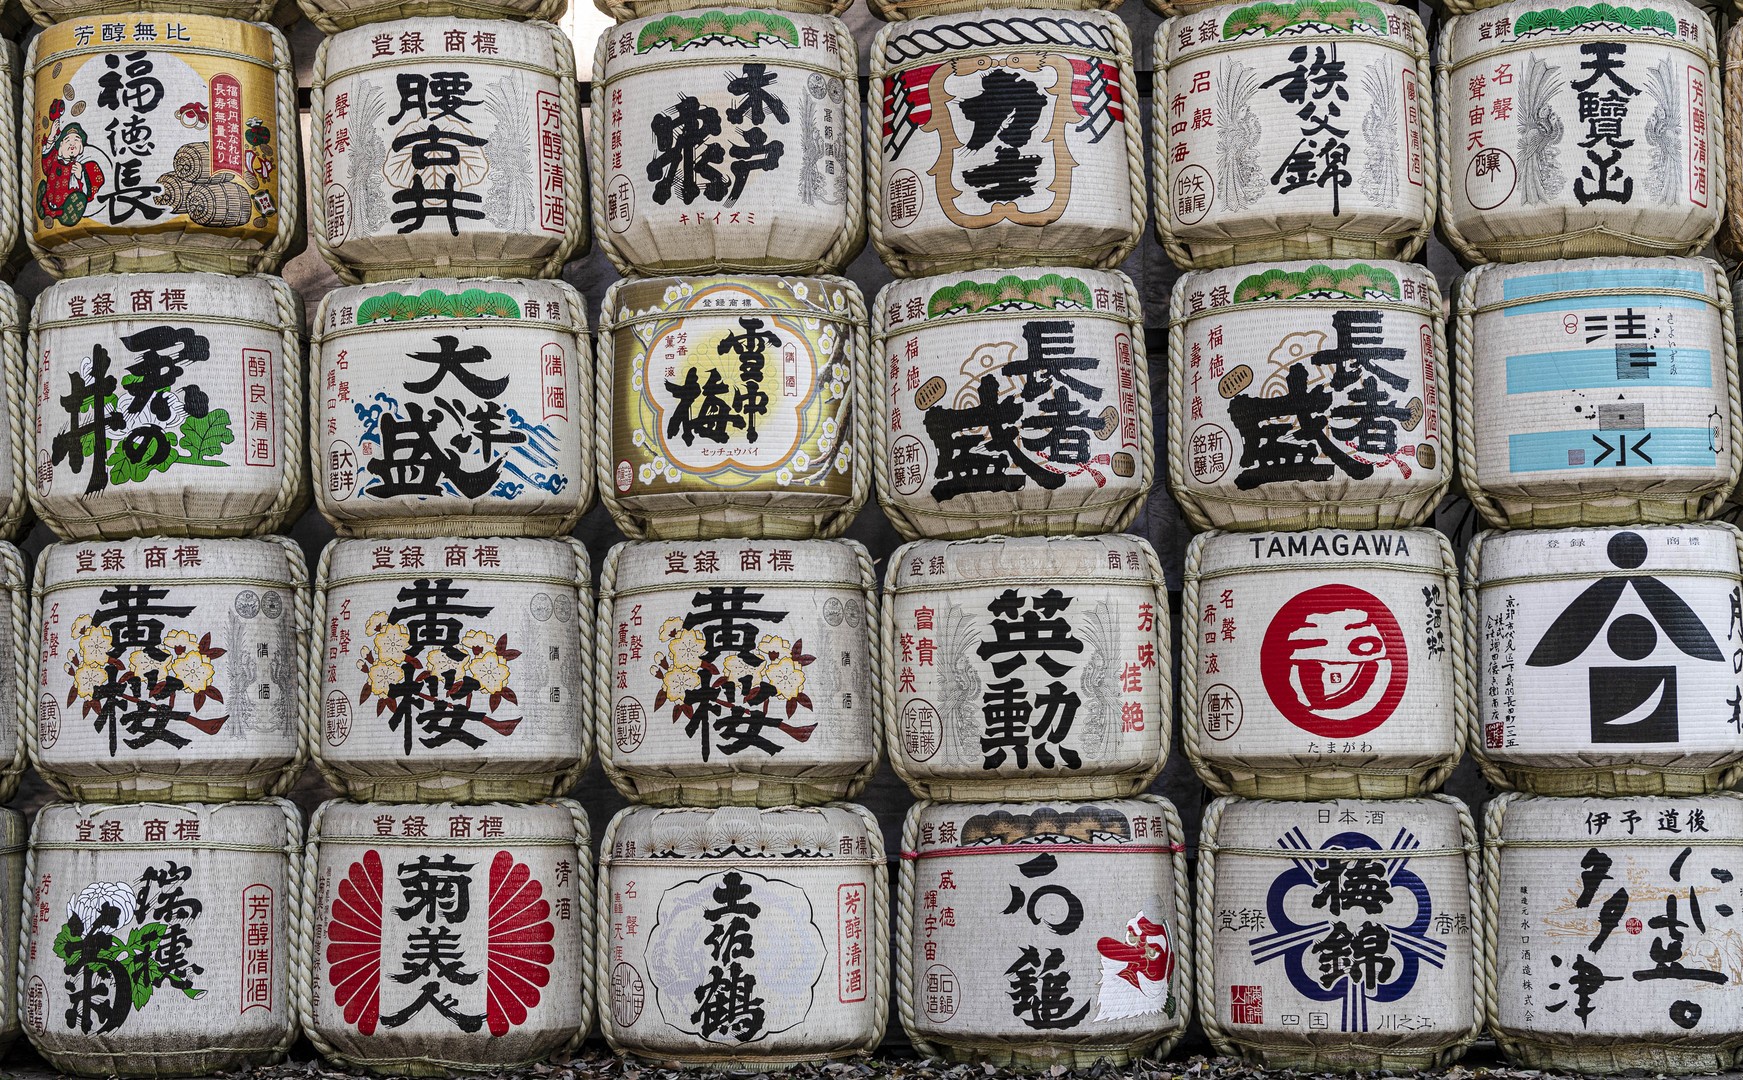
xmin=178 ymin=410 xmax=235 ymax=466
xmin=107 ymin=442 xmax=174 ymax=487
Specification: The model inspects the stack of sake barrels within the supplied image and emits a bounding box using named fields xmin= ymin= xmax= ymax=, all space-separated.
xmin=292 ymin=0 xmax=599 ymax=1071
xmin=860 ymin=0 xmax=1191 ymax=1061
xmin=1433 ymin=0 xmax=1743 ymax=1067
xmin=11 ymin=0 xmax=311 ymax=1069
xmin=586 ymin=0 xmax=891 ymax=1064
xmin=1152 ymin=0 xmax=1488 ymax=1065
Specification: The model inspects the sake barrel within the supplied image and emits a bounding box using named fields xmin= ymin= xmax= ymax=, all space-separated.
xmin=598 ymin=538 xmax=879 ymax=806
xmin=592 ymin=10 xmax=862 ymax=277
xmin=0 ymin=282 xmax=29 ymax=542
xmin=1183 ymin=528 xmax=1464 ymax=800
xmin=311 ymin=17 xmax=585 ymax=284
xmin=21 ymin=799 xmax=300 ymax=1076
xmin=30 ymin=273 xmax=304 ymax=539
xmin=22 ymin=0 xmax=300 ymax=25
xmin=874 ymin=268 xmax=1151 ymax=540
xmin=1486 ymin=792 xmax=1743 ymax=1072
xmin=898 ymin=797 xmax=1190 ymax=1067
xmin=1155 ymin=4 xmax=1434 ymax=270
xmin=868 ymin=9 xmax=1144 ymax=277
xmin=1169 ymin=260 xmax=1450 ymax=530
xmin=1456 ymin=258 xmax=1738 ymax=528
xmin=884 ymin=534 xmax=1171 ymax=801
xmin=0 ymin=810 xmax=25 ymax=1053
xmin=1438 ymin=0 xmax=1721 ymax=264
xmin=25 ymin=15 xmax=300 ymax=278
xmin=314 ymin=536 xmax=591 ymax=803
xmin=1469 ymin=523 xmax=1743 ymax=794
xmin=29 ymin=536 xmax=307 ymax=801
xmin=301 ymin=799 xmax=592 ymax=1076
xmin=600 ymin=274 xmax=868 ymax=540
xmin=1199 ymin=794 xmax=1481 ymax=1070
xmin=297 ymin=0 xmax=558 ymax=32
xmin=599 ymin=803 xmax=887 ymax=1066
xmin=312 ymin=277 xmax=592 ymax=538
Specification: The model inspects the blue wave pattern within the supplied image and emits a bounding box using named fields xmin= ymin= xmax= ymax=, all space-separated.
xmin=352 ymin=390 xmax=569 ymax=500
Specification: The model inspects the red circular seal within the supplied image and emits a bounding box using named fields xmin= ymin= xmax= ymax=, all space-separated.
xmin=1260 ymin=585 xmax=1408 ymax=739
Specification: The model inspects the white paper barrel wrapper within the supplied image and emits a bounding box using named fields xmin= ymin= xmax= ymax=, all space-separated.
xmin=1438 ymin=0 xmax=1721 ymax=264
xmin=29 ymin=537 xmax=307 ymax=802
xmin=24 ymin=16 xmax=301 ymax=278
xmin=1198 ymin=795 xmax=1482 ymax=1070
xmin=898 ymin=797 xmax=1191 ymax=1067
xmin=884 ymin=534 xmax=1171 ymax=801
xmin=868 ymin=9 xmax=1144 ymax=277
xmin=29 ymin=273 xmax=305 ymax=540
xmin=1456 ymin=258 xmax=1738 ymax=527
xmin=0 ymin=810 xmax=24 ymax=1052
xmin=591 ymin=9 xmax=862 ymax=277
xmin=873 ymin=267 xmax=1151 ymax=540
xmin=1183 ymin=528 xmax=1465 ymax=800
xmin=300 ymin=799 xmax=592 ymax=1076
xmin=313 ymin=536 xmax=591 ymax=803
xmin=598 ymin=538 xmax=879 ymax=807
xmin=599 ymin=274 xmax=868 ymax=541
xmin=0 ymin=282 xmax=25 ymax=543
xmin=312 ymin=277 xmax=592 ymax=538
xmin=598 ymin=803 xmax=888 ymax=1067
xmin=1169 ymin=260 xmax=1449 ymax=530
xmin=1470 ymin=524 xmax=1743 ymax=794
xmin=21 ymin=800 xmax=301 ymax=1077
xmin=310 ymin=17 xmax=585 ymax=284
xmin=1486 ymin=792 xmax=1743 ymax=1072
xmin=296 ymin=0 xmax=558 ymax=32
xmin=1155 ymin=3 xmax=1433 ymax=270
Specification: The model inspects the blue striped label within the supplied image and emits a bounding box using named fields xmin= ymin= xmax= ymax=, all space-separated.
xmin=1508 ymin=428 xmax=1718 ymax=473
xmin=1506 ymin=348 xmax=1712 ymax=394
xmin=1501 ymin=268 xmax=1709 ymax=316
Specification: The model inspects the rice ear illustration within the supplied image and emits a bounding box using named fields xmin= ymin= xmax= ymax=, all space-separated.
xmin=1516 ymin=52 xmax=1567 ymax=205
xmin=1359 ymin=62 xmax=1401 ymax=207
xmin=1215 ymin=59 xmax=1267 ymax=214
xmin=1642 ymin=55 xmax=1684 ymax=205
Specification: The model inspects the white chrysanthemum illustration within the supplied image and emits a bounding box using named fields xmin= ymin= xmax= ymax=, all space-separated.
xmin=640 ymin=463 xmax=657 ymax=483
xmin=777 ymin=468 xmax=793 ymax=486
xmin=791 ymin=282 xmax=809 ymax=302
xmin=68 ymin=881 xmax=136 ymax=929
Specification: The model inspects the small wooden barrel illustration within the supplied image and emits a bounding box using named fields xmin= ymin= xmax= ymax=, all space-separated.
xmin=29 ymin=273 xmax=304 ymax=539
xmin=312 ymin=277 xmax=592 ymax=538
xmin=1469 ymin=523 xmax=1743 ymax=794
xmin=874 ymin=267 xmax=1151 ymax=540
xmin=21 ymin=799 xmax=301 ymax=1077
xmin=1199 ymin=794 xmax=1481 ymax=1070
xmin=29 ymin=536 xmax=307 ymax=801
xmin=0 ymin=282 xmax=29 ymax=542
xmin=869 ymin=9 xmax=1144 ymax=277
xmin=598 ymin=803 xmax=887 ymax=1067
xmin=600 ymin=274 xmax=868 ymax=540
xmin=23 ymin=0 xmax=300 ymax=26
xmin=1486 ymin=792 xmax=1743 ymax=1072
xmin=1155 ymin=4 xmax=1434 ymax=270
xmin=297 ymin=0 xmax=557 ymax=32
xmin=898 ymin=797 xmax=1191 ymax=1067
xmin=311 ymin=17 xmax=585 ymax=284
xmin=313 ymin=536 xmax=591 ymax=803
xmin=599 ymin=538 xmax=879 ymax=807
xmin=300 ymin=799 xmax=592 ymax=1076
xmin=25 ymin=14 xmax=300 ymax=278
xmin=1169 ymin=260 xmax=1450 ymax=530
xmin=1183 ymin=528 xmax=1465 ymax=800
xmin=1457 ymin=258 xmax=1738 ymax=527
xmin=884 ymin=534 xmax=1171 ymax=801
xmin=1439 ymin=0 xmax=1722 ymax=264
xmin=0 ymin=810 xmax=24 ymax=1053
xmin=592 ymin=9 xmax=862 ymax=277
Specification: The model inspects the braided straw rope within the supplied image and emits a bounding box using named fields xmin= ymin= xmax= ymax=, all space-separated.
xmin=561 ymin=798 xmax=597 ymax=1050
xmin=1197 ymin=794 xmax=1481 ymax=1069
xmin=264 ymin=534 xmax=313 ymax=797
xmin=592 ymin=805 xmax=632 ymax=1057
xmin=298 ymin=0 xmax=565 ymax=33
xmin=292 ymin=799 xmax=339 ymax=1067
xmin=882 ymin=534 xmax=1171 ymax=800
xmin=305 ymin=541 xmax=343 ymax=796
xmin=1484 ymin=791 xmax=1743 ymax=1072
xmin=871 ymin=269 xmax=1153 ymax=539
xmin=0 ymin=283 xmax=25 ymax=543
xmin=866 ymin=10 xmax=1144 ymax=277
xmin=867 ymin=0 xmax=1119 ymax=20
xmin=555 ymin=537 xmax=595 ymax=796
xmin=1726 ymin=23 xmax=1743 ymax=263
xmin=593 ymin=0 xmax=849 ymax=23
xmin=1466 ymin=522 xmax=1743 ymax=794
xmin=1440 ymin=11 xmax=1725 ymax=264
xmin=24 ymin=20 xmax=300 ymax=278
xmin=591 ymin=15 xmax=863 ymax=277
xmin=24 ymin=800 xmax=302 ymax=1074
xmin=0 ymin=543 xmax=25 ymax=804
xmin=595 ymin=276 xmax=869 ymax=540
xmin=22 ymin=0 xmax=293 ymax=25
xmin=1155 ymin=11 xmax=1435 ymax=270
xmin=1456 ymin=260 xmax=1742 ymax=527
xmin=307 ymin=277 xmax=592 ymax=537
xmin=0 ymin=42 xmax=19 ymax=271
xmin=0 ymin=807 xmax=21 ymax=1042
xmin=1166 ymin=266 xmax=1452 ymax=531
xmin=310 ymin=21 xmax=584 ymax=284
xmin=592 ymin=540 xmax=624 ymax=797
xmin=892 ymin=800 xmax=938 ymax=1061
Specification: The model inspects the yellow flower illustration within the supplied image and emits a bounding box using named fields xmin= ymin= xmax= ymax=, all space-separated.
xmin=659 ymin=617 xmax=684 ymax=642
xmin=662 ymin=665 xmax=702 ymax=699
xmin=364 ymin=612 xmax=388 ymax=636
xmin=72 ymin=663 xmax=106 ymax=700
xmin=466 ymin=653 xmax=512 ymax=694
xmin=765 ymin=657 xmax=806 ymax=700
xmin=167 ymin=651 xmax=215 ymax=694
xmin=127 ymin=651 xmax=160 ymax=680
xmin=70 ymin=619 xmax=113 ymax=666
xmin=722 ymin=654 xmax=764 ymax=685
xmin=668 ymin=628 xmax=706 ymax=669
xmin=163 ymin=629 xmax=199 ymax=653
xmin=461 ymin=630 xmax=494 ymax=656
xmin=367 ymin=660 xmax=401 ymax=698
xmin=373 ymin=623 xmax=411 ymax=660
xmin=424 ymin=648 xmax=461 ymax=679
xmin=758 ymin=634 xmax=790 ymax=660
